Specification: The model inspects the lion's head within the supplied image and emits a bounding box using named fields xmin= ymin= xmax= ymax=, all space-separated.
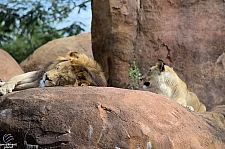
xmin=40 ymin=51 xmax=107 ymax=87
xmin=140 ymin=61 xmax=165 ymax=89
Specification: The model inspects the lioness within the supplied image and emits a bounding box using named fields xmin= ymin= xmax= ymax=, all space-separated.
xmin=140 ymin=61 xmax=206 ymax=112
xmin=0 ymin=51 xmax=107 ymax=95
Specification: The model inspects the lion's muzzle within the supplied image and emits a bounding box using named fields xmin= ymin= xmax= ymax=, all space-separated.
xmin=143 ymin=82 xmax=150 ymax=86
xmin=44 ymin=73 xmax=52 ymax=81
xmin=39 ymin=73 xmax=53 ymax=87
xmin=140 ymin=76 xmax=150 ymax=89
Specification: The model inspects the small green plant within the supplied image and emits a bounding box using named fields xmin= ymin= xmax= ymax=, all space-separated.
xmin=128 ymin=61 xmax=141 ymax=90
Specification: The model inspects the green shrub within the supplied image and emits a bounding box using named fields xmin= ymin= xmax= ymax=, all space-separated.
xmin=128 ymin=61 xmax=141 ymax=90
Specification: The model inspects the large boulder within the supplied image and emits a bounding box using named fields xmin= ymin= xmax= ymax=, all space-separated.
xmin=91 ymin=0 xmax=225 ymax=110
xmin=0 ymin=87 xmax=224 ymax=149
xmin=0 ymin=49 xmax=24 ymax=82
xmin=20 ymin=32 xmax=92 ymax=72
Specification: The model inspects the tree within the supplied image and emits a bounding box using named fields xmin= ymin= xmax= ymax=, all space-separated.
xmin=0 ymin=0 xmax=90 ymax=63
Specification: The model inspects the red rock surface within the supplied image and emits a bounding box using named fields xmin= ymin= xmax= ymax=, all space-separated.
xmin=0 ymin=49 xmax=24 ymax=82
xmin=92 ymin=0 xmax=225 ymax=110
xmin=20 ymin=32 xmax=92 ymax=72
xmin=0 ymin=87 xmax=224 ymax=149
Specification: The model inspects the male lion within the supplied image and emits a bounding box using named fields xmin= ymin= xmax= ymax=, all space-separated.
xmin=140 ymin=61 xmax=206 ymax=113
xmin=0 ymin=51 xmax=107 ymax=95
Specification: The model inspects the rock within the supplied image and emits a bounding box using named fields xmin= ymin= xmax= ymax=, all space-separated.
xmin=0 ymin=87 xmax=224 ymax=149
xmin=199 ymin=105 xmax=225 ymax=130
xmin=92 ymin=0 xmax=225 ymax=110
xmin=20 ymin=32 xmax=92 ymax=72
xmin=0 ymin=49 xmax=24 ymax=82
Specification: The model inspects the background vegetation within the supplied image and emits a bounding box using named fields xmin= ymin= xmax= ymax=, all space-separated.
xmin=128 ymin=61 xmax=141 ymax=90
xmin=0 ymin=0 xmax=90 ymax=63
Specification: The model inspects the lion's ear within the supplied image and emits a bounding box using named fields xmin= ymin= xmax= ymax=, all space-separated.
xmin=68 ymin=51 xmax=79 ymax=58
xmin=156 ymin=60 xmax=165 ymax=72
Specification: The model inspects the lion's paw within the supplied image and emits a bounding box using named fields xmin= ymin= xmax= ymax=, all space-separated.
xmin=0 ymin=81 xmax=5 ymax=87
xmin=0 ymin=83 xmax=15 ymax=96
xmin=186 ymin=106 xmax=194 ymax=111
xmin=0 ymin=88 xmax=7 ymax=96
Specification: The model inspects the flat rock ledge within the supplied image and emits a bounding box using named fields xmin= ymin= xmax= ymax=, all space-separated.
xmin=0 ymin=87 xmax=224 ymax=149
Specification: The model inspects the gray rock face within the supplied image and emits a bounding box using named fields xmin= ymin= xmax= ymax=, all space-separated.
xmin=92 ymin=0 xmax=225 ymax=110
xmin=0 ymin=87 xmax=224 ymax=148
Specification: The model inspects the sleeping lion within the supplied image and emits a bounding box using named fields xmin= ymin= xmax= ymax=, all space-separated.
xmin=0 ymin=51 xmax=107 ymax=95
xmin=140 ymin=61 xmax=206 ymax=113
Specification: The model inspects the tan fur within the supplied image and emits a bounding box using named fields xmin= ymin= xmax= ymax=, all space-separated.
xmin=141 ymin=61 xmax=206 ymax=113
xmin=0 ymin=51 xmax=107 ymax=95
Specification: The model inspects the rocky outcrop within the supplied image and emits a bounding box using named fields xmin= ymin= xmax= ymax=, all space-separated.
xmin=20 ymin=32 xmax=92 ymax=72
xmin=0 ymin=49 xmax=24 ymax=82
xmin=0 ymin=87 xmax=224 ymax=149
xmin=91 ymin=0 xmax=225 ymax=110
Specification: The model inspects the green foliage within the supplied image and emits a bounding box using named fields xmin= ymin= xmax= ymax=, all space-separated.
xmin=128 ymin=61 xmax=141 ymax=90
xmin=0 ymin=0 xmax=90 ymax=63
